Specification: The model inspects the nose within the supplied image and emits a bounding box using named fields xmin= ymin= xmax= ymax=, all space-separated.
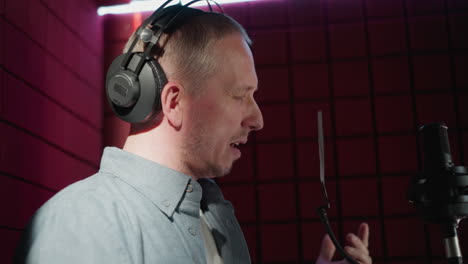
xmin=243 ymin=99 xmax=264 ymax=131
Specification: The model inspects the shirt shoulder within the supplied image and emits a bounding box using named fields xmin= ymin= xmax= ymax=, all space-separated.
xmin=15 ymin=172 xmax=135 ymax=264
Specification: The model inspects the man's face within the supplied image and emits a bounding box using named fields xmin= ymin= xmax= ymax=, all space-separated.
xmin=181 ymin=33 xmax=263 ymax=179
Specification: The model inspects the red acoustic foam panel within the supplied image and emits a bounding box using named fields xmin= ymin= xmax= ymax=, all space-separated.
xmin=5 ymin=0 xmax=48 ymax=47
xmin=372 ymin=56 xmax=411 ymax=94
xmin=0 ymin=175 xmax=54 ymax=229
xmin=103 ymin=115 xmax=130 ymax=148
xmin=241 ymin=225 xmax=257 ymax=262
xmin=0 ymin=21 xmax=4 ymax=65
xmin=96 ymin=0 xmax=131 ymax=6
xmin=333 ymin=60 xmax=370 ymax=97
xmin=248 ymin=0 xmax=287 ymax=28
xmin=329 ymin=22 xmax=366 ymax=59
xmin=257 ymin=143 xmax=294 ymax=180
xmin=459 ymin=93 xmax=468 ymax=128
xmin=288 ymin=0 xmax=324 ymax=26
xmin=375 ymin=95 xmax=415 ymax=133
xmin=0 ymin=123 xmax=96 ymax=191
xmin=378 ymin=135 xmax=418 ymax=173
xmin=250 ymin=30 xmax=288 ymax=65
xmin=221 ymin=185 xmax=256 ymax=222
xmin=0 ymin=229 xmax=21 ymax=262
xmin=43 ymin=0 xmax=66 ymax=20
xmin=416 ymin=93 xmax=457 ymax=128
xmin=342 ymin=220 xmax=383 ymax=258
xmin=386 ymin=261 xmax=427 ymax=264
xmin=381 ymin=176 xmax=414 ymax=215
xmin=337 ymin=137 xmax=376 ymax=176
xmin=365 ymin=0 xmax=404 ymax=18
xmin=255 ymin=66 xmax=289 ymax=102
xmin=44 ymin=56 xmax=102 ymax=128
xmin=294 ymin=101 xmax=333 ymax=138
xmin=335 ymin=98 xmax=373 ymax=136
xmin=447 ymin=132 xmax=462 ymax=165
xmin=464 ymin=132 xmax=468 ymax=165
xmin=4 ymin=21 xmax=46 ymax=88
xmin=290 ymin=27 xmax=327 ymax=62
xmin=46 ymin=12 xmax=66 ymax=58
xmin=405 ymin=0 xmax=446 ymax=15
xmin=368 ymin=18 xmax=407 ymax=55
xmin=75 ymin=2 xmax=104 ymax=54
xmin=256 ymin=104 xmax=291 ymax=141
xmin=221 ymin=144 xmax=255 ymax=183
xmin=105 ymin=41 xmax=127 ymax=70
xmin=447 ymin=0 xmax=468 ymax=9
xmin=299 ymin=181 xmax=338 ymax=219
xmin=301 ymin=221 xmax=339 ymax=261
xmin=385 ymin=218 xmax=427 ymax=257
xmin=260 ymin=223 xmax=299 ymax=262
xmin=455 ymin=53 xmax=468 ymax=89
xmin=408 ymin=16 xmax=449 ymax=51
xmin=223 ymin=3 xmax=248 ymax=28
xmin=0 ymin=69 xmax=4 ymax=109
xmin=326 ymin=0 xmax=363 ymax=22
xmin=340 ymin=178 xmax=379 ymax=217
xmin=103 ymin=13 xmax=135 ymax=42
xmin=426 ymin=222 xmax=449 ymax=257
xmin=60 ymin=31 xmax=82 ymax=75
xmin=3 ymin=74 xmax=102 ymax=164
xmin=449 ymin=13 xmax=468 ymax=49
xmin=258 ymin=183 xmax=297 ymax=221
xmin=413 ymin=54 xmax=452 ymax=91
xmin=296 ymin=140 xmax=336 ymax=179
xmin=292 ymin=64 xmax=329 ymax=99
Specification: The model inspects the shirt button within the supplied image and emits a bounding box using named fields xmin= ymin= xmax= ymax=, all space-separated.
xmin=186 ymin=184 xmax=193 ymax=193
xmin=162 ymin=200 xmax=170 ymax=207
xmin=188 ymin=227 xmax=197 ymax=236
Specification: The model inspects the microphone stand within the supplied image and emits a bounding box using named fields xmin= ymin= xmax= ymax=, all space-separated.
xmin=408 ymin=123 xmax=467 ymax=264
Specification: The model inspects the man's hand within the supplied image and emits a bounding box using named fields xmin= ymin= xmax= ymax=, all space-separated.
xmin=315 ymin=222 xmax=372 ymax=264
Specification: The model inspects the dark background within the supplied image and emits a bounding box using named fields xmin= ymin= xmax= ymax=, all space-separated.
xmin=1 ymin=0 xmax=468 ymax=263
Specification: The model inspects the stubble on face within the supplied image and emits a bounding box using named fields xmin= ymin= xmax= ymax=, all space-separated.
xmin=178 ymin=33 xmax=256 ymax=180
xmin=181 ymin=119 xmax=234 ymax=179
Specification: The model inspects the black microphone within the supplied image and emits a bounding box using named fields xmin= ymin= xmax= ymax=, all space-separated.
xmin=408 ymin=123 xmax=468 ymax=264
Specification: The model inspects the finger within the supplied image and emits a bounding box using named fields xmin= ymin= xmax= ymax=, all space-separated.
xmin=319 ymin=234 xmax=336 ymax=261
xmin=345 ymin=246 xmax=372 ymax=264
xmin=357 ymin=223 xmax=370 ymax=248
xmin=346 ymin=234 xmax=369 ymax=256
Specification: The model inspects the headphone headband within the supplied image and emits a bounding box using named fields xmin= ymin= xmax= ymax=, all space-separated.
xmin=106 ymin=0 xmax=224 ymax=124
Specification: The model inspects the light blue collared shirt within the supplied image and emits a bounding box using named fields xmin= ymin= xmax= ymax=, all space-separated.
xmin=15 ymin=147 xmax=250 ymax=264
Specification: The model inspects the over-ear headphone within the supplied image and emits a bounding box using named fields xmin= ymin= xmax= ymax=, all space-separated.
xmin=106 ymin=0 xmax=222 ymax=123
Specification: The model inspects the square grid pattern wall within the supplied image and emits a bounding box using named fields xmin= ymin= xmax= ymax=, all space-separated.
xmin=217 ymin=0 xmax=468 ymax=263
xmin=0 ymin=0 xmax=103 ymax=260
xmin=102 ymin=0 xmax=468 ymax=263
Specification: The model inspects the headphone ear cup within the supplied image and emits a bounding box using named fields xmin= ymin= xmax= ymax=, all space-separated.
xmin=146 ymin=57 xmax=168 ymax=113
xmin=106 ymin=53 xmax=168 ymax=124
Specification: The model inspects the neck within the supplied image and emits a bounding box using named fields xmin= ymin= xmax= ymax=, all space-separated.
xmin=122 ymin=126 xmax=198 ymax=180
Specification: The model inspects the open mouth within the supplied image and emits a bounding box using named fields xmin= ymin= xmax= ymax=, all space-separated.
xmin=230 ymin=142 xmax=241 ymax=149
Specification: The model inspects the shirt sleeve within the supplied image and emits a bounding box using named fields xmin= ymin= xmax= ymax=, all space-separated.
xmin=14 ymin=193 xmax=131 ymax=264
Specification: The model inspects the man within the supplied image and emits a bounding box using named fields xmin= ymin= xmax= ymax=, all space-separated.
xmin=15 ymin=4 xmax=371 ymax=264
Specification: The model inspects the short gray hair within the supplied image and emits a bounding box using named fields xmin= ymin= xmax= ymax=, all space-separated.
xmin=124 ymin=9 xmax=251 ymax=94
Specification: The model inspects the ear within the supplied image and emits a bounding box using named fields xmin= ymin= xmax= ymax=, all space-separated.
xmin=160 ymin=82 xmax=184 ymax=129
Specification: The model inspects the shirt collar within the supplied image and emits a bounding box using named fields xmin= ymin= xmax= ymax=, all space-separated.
xmin=98 ymin=147 xmax=203 ymax=218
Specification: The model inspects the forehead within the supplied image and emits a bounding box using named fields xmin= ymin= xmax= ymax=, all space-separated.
xmin=211 ymin=34 xmax=258 ymax=92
